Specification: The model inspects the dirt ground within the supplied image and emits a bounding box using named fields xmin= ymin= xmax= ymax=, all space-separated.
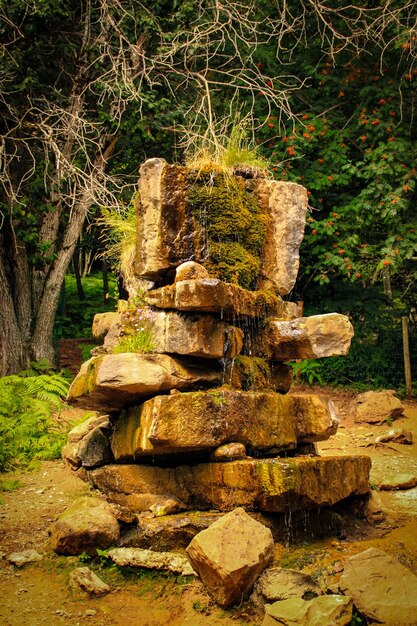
xmin=1 ymin=387 xmax=417 ymax=626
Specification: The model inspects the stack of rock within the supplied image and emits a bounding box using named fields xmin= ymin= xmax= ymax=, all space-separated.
xmin=65 ymin=158 xmax=371 ymax=537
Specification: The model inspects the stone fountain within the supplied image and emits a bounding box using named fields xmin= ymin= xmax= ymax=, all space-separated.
xmin=64 ymin=158 xmax=371 ymax=546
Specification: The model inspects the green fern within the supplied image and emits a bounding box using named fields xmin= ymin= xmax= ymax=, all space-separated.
xmin=0 ymin=371 xmax=71 ymax=471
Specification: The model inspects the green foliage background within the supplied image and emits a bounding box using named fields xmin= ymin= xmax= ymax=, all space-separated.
xmin=0 ymin=369 xmax=72 ymax=471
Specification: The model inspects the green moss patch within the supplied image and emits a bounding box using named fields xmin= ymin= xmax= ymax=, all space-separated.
xmin=187 ymin=172 xmax=268 ymax=289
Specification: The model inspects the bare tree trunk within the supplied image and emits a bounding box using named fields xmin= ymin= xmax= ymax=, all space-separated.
xmin=0 ymin=253 xmax=30 ymax=376
xmin=73 ymin=248 xmax=85 ymax=300
xmin=102 ymin=260 xmax=109 ymax=304
xmin=30 ymin=137 xmax=117 ymax=365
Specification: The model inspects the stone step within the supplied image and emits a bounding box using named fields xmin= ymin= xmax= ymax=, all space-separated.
xmin=111 ymin=390 xmax=339 ymax=460
xmin=145 ymin=278 xmax=297 ymax=320
xmin=66 ymin=353 xmax=222 ymax=411
xmin=87 ymin=455 xmax=371 ymax=514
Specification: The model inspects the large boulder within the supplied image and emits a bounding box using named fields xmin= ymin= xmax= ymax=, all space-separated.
xmin=66 ymin=353 xmax=222 ymax=411
xmin=151 ymin=310 xmax=243 ymax=358
xmin=262 ymin=314 xmax=354 ymax=360
xmin=354 ymin=390 xmax=404 ymax=424
xmin=135 ymin=158 xmax=195 ymax=280
xmin=145 ymin=278 xmax=297 ymax=320
xmin=86 ymin=456 xmax=371 ymax=513
xmin=111 ymin=391 xmax=339 ymax=460
xmin=49 ymin=496 xmax=120 ymax=555
xmin=262 ymin=595 xmax=352 ymax=626
xmin=186 ymin=507 xmax=274 ymax=607
xmin=339 ymin=547 xmax=417 ymax=625
xmin=134 ymin=158 xmax=307 ymax=295
xmin=254 ymin=178 xmax=308 ymax=295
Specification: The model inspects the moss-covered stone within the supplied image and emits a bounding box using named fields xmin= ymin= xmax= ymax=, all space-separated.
xmin=187 ymin=172 xmax=269 ymax=289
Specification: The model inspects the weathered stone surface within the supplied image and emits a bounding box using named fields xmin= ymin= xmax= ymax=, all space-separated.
xmin=86 ymin=464 xmax=190 ymax=513
xmin=363 ymin=492 xmax=386 ymax=524
xmin=175 ymin=261 xmax=209 ymax=282
xmin=262 ymin=595 xmax=352 ymax=626
xmin=186 ymin=507 xmax=274 ymax=607
xmin=152 ymin=310 xmax=243 ymax=358
xmin=70 ymin=567 xmax=111 ymax=596
xmin=134 ymin=159 xmax=308 ymax=294
xmin=49 ymin=496 xmax=120 ymax=555
xmin=7 ymin=549 xmax=43 ymax=567
xmin=67 ymin=353 xmax=222 ymax=411
xmin=111 ymin=391 xmax=338 ymax=460
xmin=379 ymin=473 xmax=417 ymax=490
xmin=145 ymin=278 xmax=296 ymax=320
xmin=87 ymin=456 xmax=371 ymax=513
xmin=135 ymin=158 xmax=197 ymax=280
xmin=149 ymin=498 xmax=185 ymax=517
xmin=354 ymin=390 xmax=404 ymax=424
xmin=108 ymin=547 xmax=195 ymax=576
xmin=262 ymin=313 xmax=354 ymax=360
xmin=375 ymin=427 xmax=413 ymax=444
xmin=77 ymin=426 xmax=114 ymax=469
xmin=251 ymin=567 xmax=321 ymax=607
xmin=120 ymin=511 xmax=225 ymax=551
xmin=255 ymin=179 xmax=308 ymax=295
xmin=211 ymin=442 xmax=247 ymax=461
xmin=92 ymin=312 xmax=120 ymax=341
xmin=226 ymin=358 xmax=292 ymax=394
xmin=67 ymin=414 xmax=109 ymax=444
xmin=339 ymin=547 xmax=417 ymax=625
xmin=62 ymin=415 xmax=113 ymax=469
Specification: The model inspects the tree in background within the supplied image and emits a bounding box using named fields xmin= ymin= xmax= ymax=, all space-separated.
xmin=1 ymin=0 xmax=416 ymax=376
xmin=0 ymin=0 xmax=298 ymax=375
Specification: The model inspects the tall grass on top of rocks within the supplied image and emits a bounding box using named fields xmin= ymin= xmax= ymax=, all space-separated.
xmin=0 ymin=367 xmax=71 ymax=472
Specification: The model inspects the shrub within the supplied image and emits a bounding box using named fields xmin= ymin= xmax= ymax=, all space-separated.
xmin=0 ymin=371 xmax=71 ymax=471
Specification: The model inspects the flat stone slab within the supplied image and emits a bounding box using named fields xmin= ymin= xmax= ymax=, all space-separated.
xmin=339 ymin=547 xmax=417 ymax=625
xmin=375 ymin=427 xmax=413 ymax=444
xmin=87 ymin=456 xmax=371 ymax=513
xmin=145 ymin=278 xmax=297 ymax=320
xmin=111 ymin=391 xmax=339 ymax=459
xmin=7 ymin=549 xmax=43 ymax=567
xmin=67 ymin=353 xmax=222 ymax=411
xmin=251 ymin=567 xmax=322 ymax=606
xmin=262 ymin=595 xmax=352 ymax=626
xmin=107 ymin=547 xmax=195 ymax=576
xmin=379 ymin=473 xmax=417 ymax=490
xmin=263 ymin=313 xmax=354 ymax=360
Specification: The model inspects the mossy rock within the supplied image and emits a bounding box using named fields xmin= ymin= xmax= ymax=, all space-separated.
xmin=187 ymin=172 xmax=268 ymax=289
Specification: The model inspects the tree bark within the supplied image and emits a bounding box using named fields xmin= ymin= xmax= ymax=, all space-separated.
xmin=73 ymin=248 xmax=85 ymax=300
xmin=0 ymin=252 xmax=29 ymax=376
xmin=30 ymin=136 xmax=118 ymax=365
